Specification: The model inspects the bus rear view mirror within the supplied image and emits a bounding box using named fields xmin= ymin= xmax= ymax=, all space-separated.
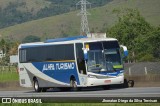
xmin=83 ymin=48 xmax=88 ymax=61
xmin=120 ymin=45 xmax=128 ymax=58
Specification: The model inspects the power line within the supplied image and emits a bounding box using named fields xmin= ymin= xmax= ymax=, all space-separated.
xmin=76 ymin=0 xmax=91 ymax=35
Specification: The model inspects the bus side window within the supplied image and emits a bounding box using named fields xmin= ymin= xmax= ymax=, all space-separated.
xmin=76 ymin=43 xmax=87 ymax=75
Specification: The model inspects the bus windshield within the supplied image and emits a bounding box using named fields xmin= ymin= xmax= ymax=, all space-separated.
xmin=86 ymin=41 xmax=121 ymax=73
xmin=104 ymin=49 xmax=121 ymax=66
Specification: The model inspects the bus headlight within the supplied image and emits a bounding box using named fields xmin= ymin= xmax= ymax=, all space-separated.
xmin=88 ymin=74 xmax=97 ymax=78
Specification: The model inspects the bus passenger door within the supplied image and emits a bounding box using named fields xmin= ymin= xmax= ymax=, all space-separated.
xmin=76 ymin=43 xmax=87 ymax=86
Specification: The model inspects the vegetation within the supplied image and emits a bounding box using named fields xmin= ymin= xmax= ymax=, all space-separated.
xmin=0 ymin=0 xmax=160 ymax=63
xmin=107 ymin=9 xmax=160 ymax=62
xmin=0 ymin=0 xmax=112 ymax=29
xmin=0 ymin=38 xmax=19 ymax=65
xmin=0 ymin=0 xmax=160 ymax=41
xmin=0 ymin=65 xmax=18 ymax=82
xmin=22 ymin=35 xmax=41 ymax=43
xmin=0 ymin=70 xmax=18 ymax=82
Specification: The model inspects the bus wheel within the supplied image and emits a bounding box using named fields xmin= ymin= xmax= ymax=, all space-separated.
xmin=123 ymin=79 xmax=129 ymax=88
xmin=70 ymin=79 xmax=78 ymax=91
xmin=128 ymin=80 xmax=134 ymax=87
xmin=33 ymin=79 xmax=41 ymax=92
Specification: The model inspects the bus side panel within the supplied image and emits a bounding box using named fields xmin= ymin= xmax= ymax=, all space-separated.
xmin=25 ymin=68 xmax=50 ymax=87
xmin=21 ymin=62 xmax=80 ymax=88
xmin=25 ymin=66 xmax=70 ymax=87
xmin=18 ymin=64 xmax=32 ymax=87
xmin=32 ymin=62 xmax=80 ymax=86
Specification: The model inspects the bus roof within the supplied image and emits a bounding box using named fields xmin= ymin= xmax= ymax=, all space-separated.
xmin=19 ymin=36 xmax=118 ymax=48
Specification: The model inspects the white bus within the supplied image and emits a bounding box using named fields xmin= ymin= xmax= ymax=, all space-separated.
xmin=18 ymin=35 xmax=128 ymax=92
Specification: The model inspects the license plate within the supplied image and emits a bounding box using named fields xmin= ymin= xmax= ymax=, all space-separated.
xmin=104 ymin=80 xmax=111 ymax=83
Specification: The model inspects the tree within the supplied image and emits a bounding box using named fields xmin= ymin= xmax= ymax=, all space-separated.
xmin=0 ymin=39 xmax=7 ymax=54
xmin=22 ymin=35 xmax=41 ymax=43
xmin=0 ymin=0 xmax=113 ymax=28
xmin=8 ymin=41 xmax=19 ymax=55
xmin=0 ymin=39 xmax=13 ymax=65
xmin=107 ymin=8 xmax=155 ymax=62
xmin=147 ymin=26 xmax=160 ymax=60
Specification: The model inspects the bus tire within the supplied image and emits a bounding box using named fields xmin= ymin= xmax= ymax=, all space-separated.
xmin=70 ymin=79 xmax=78 ymax=91
xmin=33 ymin=79 xmax=41 ymax=92
xmin=123 ymin=79 xmax=129 ymax=88
xmin=128 ymin=80 xmax=134 ymax=87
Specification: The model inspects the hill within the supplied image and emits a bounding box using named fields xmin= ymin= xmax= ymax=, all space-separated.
xmin=0 ymin=0 xmax=160 ymax=41
xmin=0 ymin=0 xmax=50 ymax=12
xmin=0 ymin=0 xmax=51 ymax=28
xmin=0 ymin=0 xmax=111 ymax=28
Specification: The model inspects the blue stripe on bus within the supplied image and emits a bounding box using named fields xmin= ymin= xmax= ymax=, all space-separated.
xmin=32 ymin=62 xmax=80 ymax=85
xmin=45 ymin=35 xmax=87 ymax=43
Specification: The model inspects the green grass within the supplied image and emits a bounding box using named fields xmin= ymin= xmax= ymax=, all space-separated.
xmin=0 ymin=72 xmax=18 ymax=82
xmin=0 ymin=66 xmax=19 ymax=82
xmin=0 ymin=0 xmax=160 ymax=41
xmin=0 ymin=103 xmax=159 ymax=106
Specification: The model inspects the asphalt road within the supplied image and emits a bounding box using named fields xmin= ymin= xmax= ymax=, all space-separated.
xmin=0 ymin=87 xmax=160 ymax=97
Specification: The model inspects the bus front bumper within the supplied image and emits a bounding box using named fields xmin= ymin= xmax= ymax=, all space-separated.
xmin=86 ymin=75 xmax=124 ymax=87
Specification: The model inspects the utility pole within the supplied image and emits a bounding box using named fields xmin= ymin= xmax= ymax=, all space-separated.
xmin=76 ymin=0 xmax=91 ymax=35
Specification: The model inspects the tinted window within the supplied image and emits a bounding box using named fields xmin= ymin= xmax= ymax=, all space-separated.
xmin=87 ymin=42 xmax=103 ymax=50
xmin=19 ymin=49 xmax=26 ymax=63
xmin=103 ymin=41 xmax=119 ymax=49
xmin=86 ymin=41 xmax=119 ymax=50
xmin=19 ymin=44 xmax=75 ymax=63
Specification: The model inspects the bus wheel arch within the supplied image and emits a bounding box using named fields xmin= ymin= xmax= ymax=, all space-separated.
xmin=70 ymin=75 xmax=78 ymax=91
xmin=70 ymin=75 xmax=75 ymax=81
xmin=33 ymin=76 xmax=37 ymax=82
